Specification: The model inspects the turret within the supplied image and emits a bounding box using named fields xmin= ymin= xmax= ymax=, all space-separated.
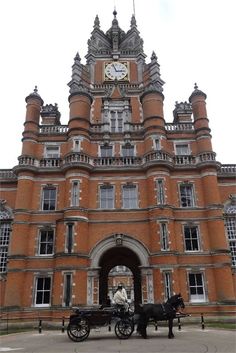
xmin=68 ymin=53 xmax=93 ymax=138
xmin=140 ymin=52 xmax=165 ymax=133
xmin=21 ymin=86 xmax=43 ymax=156
xmin=189 ymin=83 xmax=213 ymax=152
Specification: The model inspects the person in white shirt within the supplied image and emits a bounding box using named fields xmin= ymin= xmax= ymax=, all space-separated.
xmin=113 ymin=285 xmax=129 ymax=311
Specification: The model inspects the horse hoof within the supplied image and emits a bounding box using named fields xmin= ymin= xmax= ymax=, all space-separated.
xmin=168 ymin=335 xmax=174 ymax=339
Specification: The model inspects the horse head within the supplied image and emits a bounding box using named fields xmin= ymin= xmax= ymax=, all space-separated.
xmin=167 ymin=293 xmax=185 ymax=311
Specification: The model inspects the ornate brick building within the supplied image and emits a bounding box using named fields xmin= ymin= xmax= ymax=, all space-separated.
xmin=0 ymin=11 xmax=235 ymax=317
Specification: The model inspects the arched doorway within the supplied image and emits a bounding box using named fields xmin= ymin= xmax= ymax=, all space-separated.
xmin=99 ymin=246 xmax=142 ymax=305
xmin=88 ymin=233 xmax=154 ymax=306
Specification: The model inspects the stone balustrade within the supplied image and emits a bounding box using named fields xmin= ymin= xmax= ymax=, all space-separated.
xmin=93 ymin=156 xmax=142 ymax=167
xmin=165 ymin=123 xmax=194 ymax=131
xmin=174 ymin=155 xmax=196 ymax=165
xmin=0 ymin=170 xmax=17 ymax=179
xmin=18 ymin=156 xmax=38 ymax=166
xmin=219 ymin=164 xmax=236 ymax=174
xmin=10 ymin=152 xmax=235 ymax=173
xmin=39 ymin=158 xmax=61 ymax=167
xmin=197 ymin=152 xmax=216 ymax=162
xmin=38 ymin=122 xmax=197 ymax=135
xmin=39 ymin=125 xmax=68 ymax=134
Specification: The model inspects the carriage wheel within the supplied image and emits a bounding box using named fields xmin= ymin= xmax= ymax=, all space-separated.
xmin=115 ymin=319 xmax=134 ymax=339
xmin=67 ymin=318 xmax=90 ymax=342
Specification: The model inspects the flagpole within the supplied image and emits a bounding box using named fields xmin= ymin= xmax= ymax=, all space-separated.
xmin=133 ymin=0 xmax=136 ymax=16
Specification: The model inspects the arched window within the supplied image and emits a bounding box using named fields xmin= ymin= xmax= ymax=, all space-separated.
xmin=224 ymin=195 xmax=236 ymax=267
xmin=0 ymin=200 xmax=13 ymax=273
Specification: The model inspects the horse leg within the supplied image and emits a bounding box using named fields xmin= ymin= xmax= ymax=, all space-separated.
xmin=168 ymin=318 xmax=174 ymax=339
xmin=137 ymin=313 xmax=147 ymax=338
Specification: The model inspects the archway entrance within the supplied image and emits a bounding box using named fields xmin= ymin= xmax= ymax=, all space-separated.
xmin=88 ymin=234 xmax=154 ymax=305
xmin=99 ymin=246 xmax=142 ymax=305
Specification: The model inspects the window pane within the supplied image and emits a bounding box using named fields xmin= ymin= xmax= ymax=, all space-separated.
xmin=0 ymin=223 xmax=11 ymax=273
xmin=157 ymin=180 xmax=165 ymax=204
xmin=42 ymin=188 xmax=56 ymax=211
xmin=101 ymin=146 xmax=113 ymax=157
xmin=225 ymin=217 xmax=236 ymax=267
xmin=123 ymin=185 xmax=137 ymax=209
xmin=180 ymin=184 xmax=194 ymax=207
xmin=176 ymin=144 xmax=189 ymax=155
xmin=100 ymin=186 xmax=114 ymax=209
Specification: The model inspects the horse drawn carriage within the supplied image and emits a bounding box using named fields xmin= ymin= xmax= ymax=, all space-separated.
xmin=67 ymin=304 xmax=134 ymax=342
xmin=67 ymin=293 xmax=186 ymax=342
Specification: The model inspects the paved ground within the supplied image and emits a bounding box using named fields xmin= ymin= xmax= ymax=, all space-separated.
xmin=0 ymin=326 xmax=235 ymax=353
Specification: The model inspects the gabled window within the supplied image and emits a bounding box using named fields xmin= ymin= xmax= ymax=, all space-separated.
xmin=42 ymin=187 xmax=56 ymax=211
xmin=179 ymin=184 xmax=195 ymax=207
xmin=45 ymin=145 xmax=60 ymax=158
xmin=0 ymin=223 xmax=11 ymax=273
xmin=122 ymin=144 xmax=134 ymax=157
xmin=34 ymin=276 xmax=51 ymax=306
xmin=175 ymin=144 xmax=189 ymax=155
xmin=160 ymin=223 xmax=169 ymax=250
xmin=38 ymin=229 xmax=54 ymax=255
xmin=184 ymin=225 xmax=200 ymax=251
xmin=156 ymin=179 xmax=165 ymax=205
xmin=100 ymin=145 xmax=113 ymax=157
xmin=122 ymin=184 xmax=138 ymax=209
xmin=100 ymin=185 xmax=114 ymax=209
xmin=188 ymin=273 xmax=206 ymax=302
xmin=71 ymin=181 xmax=79 ymax=206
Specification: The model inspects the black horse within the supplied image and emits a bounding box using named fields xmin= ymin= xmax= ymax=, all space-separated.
xmin=136 ymin=293 xmax=185 ymax=339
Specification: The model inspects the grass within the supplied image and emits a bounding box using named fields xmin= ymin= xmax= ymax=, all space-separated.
xmin=206 ymin=322 xmax=236 ymax=330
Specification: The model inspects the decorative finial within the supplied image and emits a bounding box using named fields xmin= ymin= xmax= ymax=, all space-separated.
xmin=151 ymin=51 xmax=157 ymax=61
xmin=25 ymin=85 xmax=44 ymax=105
xmin=113 ymin=8 xmax=117 ymax=18
xmin=131 ymin=14 xmax=137 ymax=27
xmin=94 ymin=14 xmax=100 ymax=29
xmin=74 ymin=52 xmax=81 ymax=62
xmin=194 ymin=83 xmax=198 ymax=90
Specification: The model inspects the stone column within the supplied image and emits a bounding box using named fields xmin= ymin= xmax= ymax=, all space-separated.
xmin=87 ymin=269 xmax=100 ymax=305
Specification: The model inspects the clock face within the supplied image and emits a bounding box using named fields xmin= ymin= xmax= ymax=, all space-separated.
xmin=104 ymin=62 xmax=128 ymax=81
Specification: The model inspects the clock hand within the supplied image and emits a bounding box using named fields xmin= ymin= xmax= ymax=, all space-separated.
xmin=112 ymin=64 xmax=118 ymax=72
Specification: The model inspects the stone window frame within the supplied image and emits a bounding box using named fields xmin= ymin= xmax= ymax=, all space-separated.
xmin=159 ymin=222 xmax=169 ymax=251
xmin=187 ymin=271 xmax=207 ymax=303
xmin=71 ymin=180 xmax=80 ymax=207
xmin=174 ymin=142 xmax=191 ymax=155
xmin=122 ymin=183 xmax=138 ymax=209
xmin=44 ymin=144 xmax=60 ymax=158
xmin=99 ymin=184 xmax=115 ymax=209
xmin=33 ymin=275 xmax=52 ymax=307
xmin=178 ymin=182 xmax=196 ymax=208
xmin=37 ymin=227 xmax=55 ymax=256
xmin=183 ymin=224 xmax=201 ymax=252
xmin=41 ymin=184 xmax=58 ymax=211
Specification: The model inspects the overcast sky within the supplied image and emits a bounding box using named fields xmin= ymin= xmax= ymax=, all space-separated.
xmin=0 ymin=0 xmax=235 ymax=168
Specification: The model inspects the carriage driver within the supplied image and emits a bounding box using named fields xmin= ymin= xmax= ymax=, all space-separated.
xmin=113 ymin=284 xmax=129 ymax=312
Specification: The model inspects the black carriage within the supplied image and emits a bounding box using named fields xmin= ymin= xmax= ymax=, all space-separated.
xmin=67 ymin=305 xmax=134 ymax=342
